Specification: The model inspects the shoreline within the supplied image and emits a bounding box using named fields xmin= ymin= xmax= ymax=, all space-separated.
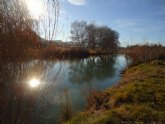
xmin=66 ymin=60 xmax=165 ymax=124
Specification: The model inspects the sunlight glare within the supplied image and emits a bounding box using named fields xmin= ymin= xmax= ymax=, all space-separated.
xmin=24 ymin=0 xmax=44 ymax=19
xmin=29 ymin=78 xmax=40 ymax=88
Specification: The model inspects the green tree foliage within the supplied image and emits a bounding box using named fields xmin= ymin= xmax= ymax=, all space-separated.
xmin=70 ymin=21 xmax=119 ymax=53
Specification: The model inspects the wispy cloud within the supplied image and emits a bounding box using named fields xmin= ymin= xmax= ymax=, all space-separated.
xmin=59 ymin=9 xmax=68 ymax=20
xmin=115 ymin=18 xmax=165 ymax=34
xmin=67 ymin=0 xmax=86 ymax=5
xmin=115 ymin=19 xmax=136 ymax=28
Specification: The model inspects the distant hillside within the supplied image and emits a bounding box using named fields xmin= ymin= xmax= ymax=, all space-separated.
xmin=39 ymin=38 xmax=79 ymax=48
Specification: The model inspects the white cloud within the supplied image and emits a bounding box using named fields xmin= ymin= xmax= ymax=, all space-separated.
xmin=67 ymin=0 xmax=86 ymax=5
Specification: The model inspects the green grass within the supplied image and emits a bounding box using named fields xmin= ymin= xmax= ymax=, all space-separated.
xmin=66 ymin=60 xmax=165 ymax=124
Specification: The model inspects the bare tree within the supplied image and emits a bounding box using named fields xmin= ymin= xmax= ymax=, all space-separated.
xmin=70 ymin=20 xmax=87 ymax=48
xmin=37 ymin=0 xmax=60 ymax=42
xmin=0 ymin=0 xmax=62 ymax=123
xmin=85 ymin=23 xmax=97 ymax=49
xmin=70 ymin=20 xmax=119 ymax=53
xmin=0 ymin=0 xmax=40 ymax=60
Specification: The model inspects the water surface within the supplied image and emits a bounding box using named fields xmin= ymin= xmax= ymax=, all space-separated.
xmin=1 ymin=54 xmax=128 ymax=124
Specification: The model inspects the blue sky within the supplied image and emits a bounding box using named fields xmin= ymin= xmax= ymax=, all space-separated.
xmin=57 ymin=0 xmax=165 ymax=46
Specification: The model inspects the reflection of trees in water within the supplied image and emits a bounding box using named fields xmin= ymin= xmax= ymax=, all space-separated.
xmin=0 ymin=60 xmax=62 ymax=124
xmin=68 ymin=55 xmax=116 ymax=84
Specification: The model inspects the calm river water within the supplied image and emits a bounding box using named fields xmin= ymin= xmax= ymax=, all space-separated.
xmin=1 ymin=54 xmax=129 ymax=123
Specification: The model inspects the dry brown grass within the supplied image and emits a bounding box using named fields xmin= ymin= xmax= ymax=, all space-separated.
xmin=41 ymin=45 xmax=90 ymax=59
xmin=126 ymin=43 xmax=165 ymax=64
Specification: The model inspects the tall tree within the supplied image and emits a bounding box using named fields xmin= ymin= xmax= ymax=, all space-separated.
xmin=0 ymin=0 xmax=40 ymax=60
xmin=70 ymin=20 xmax=87 ymax=48
xmin=70 ymin=20 xmax=119 ymax=52
xmin=97 ymin=26 xmax=119 ymax=52
xmin=85 ymin=23 xmax=97 ymax=49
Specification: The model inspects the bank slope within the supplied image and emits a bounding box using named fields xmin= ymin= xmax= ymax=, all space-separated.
xmin=67 ymin=60 xmax=165 ymax=124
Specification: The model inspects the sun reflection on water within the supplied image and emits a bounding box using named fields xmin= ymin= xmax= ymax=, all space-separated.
xmin=29 ymin=78 xmax=40 ymax=88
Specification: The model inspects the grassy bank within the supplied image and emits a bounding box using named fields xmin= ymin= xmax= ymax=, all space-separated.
xmin=66 ymin=60 xmax=165 ymax=124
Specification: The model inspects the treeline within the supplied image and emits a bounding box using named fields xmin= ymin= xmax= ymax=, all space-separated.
xmin=126 ymin=43 xmax=165 ymax=64
xmin=70 ymin=21 xmax=119 ymax=53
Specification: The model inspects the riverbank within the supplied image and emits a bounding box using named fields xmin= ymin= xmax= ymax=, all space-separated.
xmin=66 ymin=60 xmax=165 ymax=124
xmin=1 ymin=47 xmax=116 ymax=62
xmin=41 ymin=47 xmax=115 ymax=60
